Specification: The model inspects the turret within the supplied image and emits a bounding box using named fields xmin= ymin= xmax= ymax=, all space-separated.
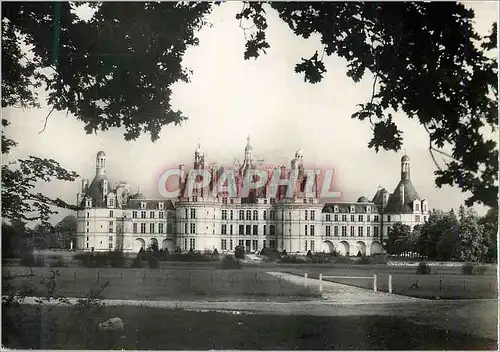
xmin=401 ymin=154 xmax=410 ymax=181
xmin=96 ymin=150 xmax=106 ymax=176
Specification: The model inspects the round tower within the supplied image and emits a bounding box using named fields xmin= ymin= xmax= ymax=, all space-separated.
xmin=401 ymin=154 xmax=410 ymax=181
xmin=96 ymin=150 xmax=106 ymax=176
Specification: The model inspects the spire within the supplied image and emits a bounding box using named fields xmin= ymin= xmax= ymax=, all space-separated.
xmin=96 ymin=149 xmax=106 ymax=176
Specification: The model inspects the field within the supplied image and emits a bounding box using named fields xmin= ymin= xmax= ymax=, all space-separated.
xmin=2 ymin=266 xmax=320 ymax=301
xmin=283 ymin=265 xmax=498 ymax=299
xmin=3 ymin=304 xmax=497 ymax=350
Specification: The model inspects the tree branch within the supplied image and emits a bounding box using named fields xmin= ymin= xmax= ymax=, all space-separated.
xmin=38 ymin=107 xmax=55 ymax=134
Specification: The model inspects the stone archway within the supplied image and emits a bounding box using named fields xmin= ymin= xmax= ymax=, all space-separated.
xmin=162 ymin=239 xmax=175 ymax=251
xmin=338 ymin=241 xmax=350 ymax=256
xmin=322 ymin=240 xmax=335 ymax=253
xmin=150 ymin=238 xmax=159 ymax=251
xmin=355 ymin=241 xmax=367 ymax=256
xmin=134 ymin=238 xmax=145 ymax=252
xmin=370 ymin=241 xmax=383 ymax=255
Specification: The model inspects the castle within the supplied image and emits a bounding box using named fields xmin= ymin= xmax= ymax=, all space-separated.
xmin=75 ymin=138 xmax=429 ymax=256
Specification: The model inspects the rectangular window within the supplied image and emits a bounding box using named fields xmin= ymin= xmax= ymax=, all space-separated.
xmin=133 ymin=223 xmax=137 ymax=233
xmin=150 ymin=211 xmax=155 ymax=219
xmin=132 ymin=211 xmax=137 ymax=219
xmin=253 ymin=224 xmax=258 ymax=236
xmin=334 ymin=214 xmax=339 ymax=222
xmin=86 ymin=228 xmax=89 ymax=233
xmin=252 ymin=240 xmax=258 ymax=252
xmin=230 ymin=239 xmax=233 ymax=250
xmin=189 ymin=238 xmax=196 ymax=250
xmin=415 ymin=203 xmax=420 ymax=211
xmin=342 ymin=214 xmax=347 ymax=222
xmin=230 ymin=224 xmax=233 ymax=235
xmin=374 ymin=226 xmax=379 ymax=237
xmin=270 ymin=240 xmax=276 ymax=249
xmin=109 ymin=210 xmax=113 ymax=217
xmin=222 ymin=210 xmax=227 ymax=220
xmin=141 ymin=211 xmax=146 ymax=219
xmin=221 ymin=239 xmax=227 ymax=250
xmin=185 ymin=209 xmax=188 ymax=219
xmin=109 ymin=221 xmax=113 ymax=226
xmin=350 ymin=226 xmax=355 ymax=236
xmin=150 ymin=223 xmax=155 ymax=233
xmin=239 ymin=225 xmax=244 ymax=235
xmin=108 ymin=227 xmax=113 ymax=233
xmin=86 ymin=221 xmax=89 ymax=226
xmin=263 ymin=225 xmax=266 ymax=235
xmin=239 ymin=210 xmax=244 ymax=220
xmin=263 ymin=210 xmax=267 ymax=220
xmin=326 ymin=225 xmax=331 ymax=236
xmin=263 ymin=240 xmax=267 ymax=248
xmin=190 ymin=209 xmax=196 ymax=219
xmin=184 ymin=238 xmax=188 ymax=250
xmin=304 ymin=225 xmax=308 ymax=236
xmin=367 ymin=215 xmax=371 ymax=222
xmin=86 ymin=243 xmax=89 ymax=249
xmin=140 ymin=223 xmax=146 ymax=234
xmin=270 ymin=198 xmax=275 ymax=204
xmin=166 ymin=223 xmax=172 ymax=234
xmin=334 ymin=226 xmax=339 ymax=236
xmin=270 ymin=211 xmax=276 ymax=220
xmin=159 ymin=223 xmax=164 ymax=234
xmin=374 ymin=215 xmax=379 ymax=222
xmin=326 ymin=214 xmax=331 ymax=221
xmin=415 ymin=215 xmax=421 ymax=222
xmin=190 ymin=223 xmax=196 ymax=234
xmin=351 ymin=215 xmax=355 ymax=222
xmin=221 ymin=224 xmax=227 ymax=235
xmin=310 ymin=240 xmax=315 ymax=252
xmin=222 ymin=197 xmax=228 ymax=204
xmin=305 ymin=211 xmax=308 ymax=221
xmin=269 ymin=225 xmax=276 ymax=235
xmin=159 ymin=211 xmax=164 ymax=219
xmin=341 ymin=226 xmax=347 ymax=236
xmin=358 ymin=215 xmax=363 ymax=222
xmin=310 ymin=210 xmax=315 ymax=221
xmin=366 ymin=226 xmax=371 ymax=237
xmin=310 ymin=225 xmax=315 ymax=236
xmin=358 ymin=226 xmax=363 ymax=237
xmin=184 ymin=223 xmax=188 ymax=234
xmin=387 ymin=215 xmax=391 ymax=222
xmin=230 ymin=210 xmax=234 ymax=220
xmin=246 ymin=224 xmax=251 ymax=235
xmin=239 ymin=239 xmax=244 ymax=247
xmin=305 ymin=240 xmax=308 ymax=251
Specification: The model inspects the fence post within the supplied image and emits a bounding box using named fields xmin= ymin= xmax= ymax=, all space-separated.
xmin=388 ymin=275 xmax=392 ymax=294
xmin=74 ymin=271 xmax=77 ymax=281
xmin=97 ymin=271 xmax=100 ymax=282
xmin=254 ymin=273 xmax=258 ymax=285
xmin=319 ymin=273 xmax=323 ymax=293
xmin=304 ymin=273 xmax=308 ymax=287
xmin=373 ymin=274 xmax=377 ymax=292
xmin=439 ymin=278 xmax=442 ymax=291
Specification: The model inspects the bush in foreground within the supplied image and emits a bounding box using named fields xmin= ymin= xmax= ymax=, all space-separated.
xmin=462 ymin=263 xmax=489 ymax=275
xmin=416 ymin=262 xmax=431 ymax=275
xmin=234 ymin=246 xmax=245 ymax=259
xmin=20 ymin=251 xmax=36 ymax=267
xmin=220 ymin=255 xmax=242 ymax=269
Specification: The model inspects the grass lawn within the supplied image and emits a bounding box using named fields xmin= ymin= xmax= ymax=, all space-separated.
xmin=283 ymin=266 xmax=498 ymax=299
xmin=2 ymin=266 xmax=320 ymax=301
xmin=2 ymin=304 xmax=497 ymax=350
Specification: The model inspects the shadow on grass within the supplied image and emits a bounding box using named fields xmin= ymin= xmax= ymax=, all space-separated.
xmin=2 ymin=304 xmax=497 ymax=350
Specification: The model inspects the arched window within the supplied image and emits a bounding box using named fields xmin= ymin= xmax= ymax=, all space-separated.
xmin=253 ymin=210 xmax=258 ymax=220
xmin=246 ymin=210 xmax=251 ymax=220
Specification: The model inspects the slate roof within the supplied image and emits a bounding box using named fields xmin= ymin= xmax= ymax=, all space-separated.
xmin=384 ymin=179 xmax=420 ymax=214
xmin=86 ymin=174 xmax=113 ymax=208
xmin=321 ymin=202 xmax=376 ymax=213
xmin=127 ymin=199 xmax=175 ymax=210
xmin=372 ymin=188 xmax=388 ymax=204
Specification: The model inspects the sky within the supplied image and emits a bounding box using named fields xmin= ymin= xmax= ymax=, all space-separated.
xmin=3 ymin=1 xmax=498 ymax=225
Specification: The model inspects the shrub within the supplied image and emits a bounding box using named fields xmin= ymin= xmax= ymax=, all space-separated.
xmin=306 ymin=250 xmax=312 ymax=257
xmin=108 ymin=251 xmax=125 ymax=268
xmin=416 ymin=262 xmax=431 ymax=275
xmin=279 ymin=255 xmax=307 ymax=264
xmin=282 ymin=249 xmax=287 ymax=255
xmin=213 ymin=248 xmax=218 ymax=255
xmin=53 ymin=256 xmax=66 ymax=267
xmin=475 ymin=265 xmax=489 ymax=275
xmin=20 ymin=251 xmax=36 ymax=267
xmin=220 ymin=255 xmax=242 ymax=269
xmin=356 ymin=255 xmax=371 ymax=264
xmin=147 ymin=255 xmax=159 ymax=269
xmin=234 ymin=245 xmax=245 ymax=259
xmin=130 ymin=257 xmax=142 ymax=268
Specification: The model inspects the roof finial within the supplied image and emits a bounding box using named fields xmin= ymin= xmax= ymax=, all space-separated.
xmin=247 ymin=135 xmax=250 ymax=146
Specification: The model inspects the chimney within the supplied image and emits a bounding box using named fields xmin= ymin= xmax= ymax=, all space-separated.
xmin=81 ymin=179 xmax=88 ymax=193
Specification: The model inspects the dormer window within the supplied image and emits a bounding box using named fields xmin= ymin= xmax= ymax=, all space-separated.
xmin=140 ymin=202 xmax=146 ymax=210
xmin=350 ymin=206 xmax=355 ymax=213
xmin=366 ymin=206 xmax=371 ymax=213
xmin=415 ymin=203 xmax=420 ymax=211
xmin=334 ymin=206 xmax=339 ymax=213
xmin=192 ymin=196 xmax=197 ymax=202
xmin=159 ymin=202 xmax=164 ymax=210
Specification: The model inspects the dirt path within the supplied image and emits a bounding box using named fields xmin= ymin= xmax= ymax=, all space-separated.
xmin=266 ymin=271 xmax=424 ymax=303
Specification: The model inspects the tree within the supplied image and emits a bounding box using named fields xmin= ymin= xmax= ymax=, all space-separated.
xmin=385 ymin=222 xmax=412 ymax=256
xmin=53 ymin=215 xmax=77 ymax=249
xmin=2 ymin=2 xmax=497 ymax=208
xmin=457 ymin=206 xmax=488 ymax=262
xmin=435 ymin=209 xmax=460 ymax=261
xmin=479 ymin=206 xmax=498 ymax=262
xmin=1 ymin=219 xmax=30 ymax=258
xmin=234 ymin=245 xmax=245 ymax=259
